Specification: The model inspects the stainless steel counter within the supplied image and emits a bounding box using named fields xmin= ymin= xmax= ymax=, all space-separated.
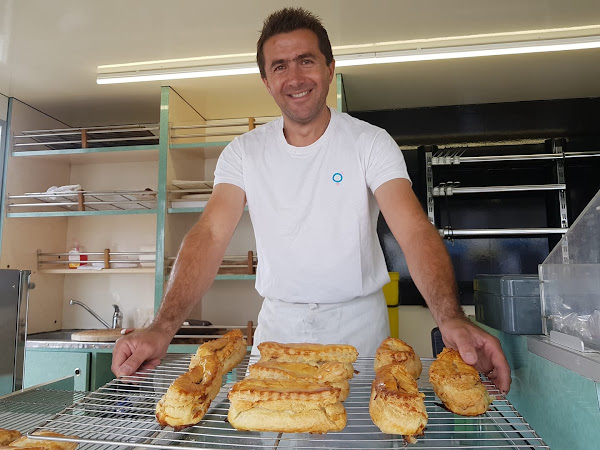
xmin=26 ymin=330 xmax=116 ymax=350
xmin=25 ymin=329 xmax=215 ymax=350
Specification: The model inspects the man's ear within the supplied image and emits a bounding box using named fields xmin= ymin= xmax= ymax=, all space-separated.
xmin=328 ymin=59 xmax=336 ymax=84
xmin=262 ymin=76 xmax=272 ymax=96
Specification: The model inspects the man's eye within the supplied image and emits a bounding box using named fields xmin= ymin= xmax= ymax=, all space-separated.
xmin=274 ymin=65 xmax=285 ymax=72
xmin=301 ymin=59 xmax=313 ymax=65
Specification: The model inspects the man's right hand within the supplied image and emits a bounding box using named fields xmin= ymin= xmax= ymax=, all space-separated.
xmin=111 ymin=327 xmax=172 ymax=377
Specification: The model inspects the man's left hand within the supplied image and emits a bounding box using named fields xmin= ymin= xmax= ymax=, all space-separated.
xmin=438 ymin=318 xmax=512 ymax=394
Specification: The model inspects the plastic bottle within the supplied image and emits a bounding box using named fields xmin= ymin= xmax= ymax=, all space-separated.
xmin=68 ymin=241 xmax=88 ymax=269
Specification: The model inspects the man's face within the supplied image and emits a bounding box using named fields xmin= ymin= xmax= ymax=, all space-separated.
xmin=261 ymin=29 xmax=335 ymax=125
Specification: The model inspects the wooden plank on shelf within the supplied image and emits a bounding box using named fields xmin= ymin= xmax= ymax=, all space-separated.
xmin=39 ymin=268 xmax=155 ymax=274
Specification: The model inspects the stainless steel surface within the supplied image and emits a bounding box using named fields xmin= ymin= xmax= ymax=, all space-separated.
xmin=70 ymin=300 xmax=111 ymax=329
xmin=440 ymin=228 xmax=568 ymax=237
xmin=0 ymin=385 xmax=88 ymax=436
xmin=551 ymin=138 xmax=569 ymax=231
xmin=432 ymin=184 xmax=566 ymax=196
xmin=30 ymin=355 xmax=548 ymax=449
xmin=425 ymin=148 xmax=435 ymax=224
xmin=527 ymin=335 xmax=600 ymax=383
xmin=0 ymin=269 xmax=31 ymax=395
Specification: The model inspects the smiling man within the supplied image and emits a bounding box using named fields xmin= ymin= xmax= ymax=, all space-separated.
xmin=112 ymin=7 xmax=511 ymax=395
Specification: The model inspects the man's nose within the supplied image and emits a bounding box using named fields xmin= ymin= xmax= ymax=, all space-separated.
xmin=287 ymin=63 xmax=305 ymax=86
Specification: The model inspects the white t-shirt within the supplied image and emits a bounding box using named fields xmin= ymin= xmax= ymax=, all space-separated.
xmin=214 ymin=108 xmax=410 ymax=304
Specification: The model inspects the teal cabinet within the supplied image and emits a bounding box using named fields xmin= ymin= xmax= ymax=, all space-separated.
xmin=24 ymin=350 xmax=90 ymax=391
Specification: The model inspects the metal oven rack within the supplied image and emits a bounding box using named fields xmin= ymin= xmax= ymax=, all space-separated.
xmin=0 ymin=387 xmax=87 ymax=438
xmin=29 ymin=355 xmax=548 ymax=449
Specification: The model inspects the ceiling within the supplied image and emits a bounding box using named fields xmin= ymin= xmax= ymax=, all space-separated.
xmin=1 ymin=0 xmax=600 ymax=126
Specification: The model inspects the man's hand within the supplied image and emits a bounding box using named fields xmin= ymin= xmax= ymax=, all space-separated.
xmin=111 ymin=327 xmax=172 ymax=378
xmin=439 ymin=318 xmax=512 ymax=394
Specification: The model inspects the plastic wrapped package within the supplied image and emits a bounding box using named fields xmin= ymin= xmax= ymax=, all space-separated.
xmin=539 ymin=189 xmax=600 ymax=350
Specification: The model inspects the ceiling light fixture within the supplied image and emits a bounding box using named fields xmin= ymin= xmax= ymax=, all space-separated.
xmin=97 ymin=35 xmax=600 ymax=84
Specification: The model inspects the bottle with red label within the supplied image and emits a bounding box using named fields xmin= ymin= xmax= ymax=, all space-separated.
xmin=68 ymin=241 xmax=88 ymax=269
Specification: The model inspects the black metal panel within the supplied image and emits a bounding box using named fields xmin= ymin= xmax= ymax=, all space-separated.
xmin=367 ymin=98 xmax=600 ymax=305
xmin=352 ymin=97 xmax=600 ymax=144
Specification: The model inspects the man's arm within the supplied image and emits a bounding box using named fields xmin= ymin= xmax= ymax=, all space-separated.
xmin=374 ymin=178 xmax=511 ymax=393
xmin=111 ymin=183 xmax=246 ymax=377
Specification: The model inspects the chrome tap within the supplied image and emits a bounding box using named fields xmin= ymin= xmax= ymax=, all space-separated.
xmin=69 ymin=299 xmax=122 ymax=329
xmin=112 ymin=304 xmax=123 ymax=329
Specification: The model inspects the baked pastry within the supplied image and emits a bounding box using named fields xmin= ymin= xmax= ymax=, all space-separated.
xmin=156 ymin=354 xmax=223 ymax=430
xmin=429 ymin=348 xmax=493 ymax=416
xmin=369 ymin=364 xmax=428 ymax=440
xmin=8 ymin=430 xmax=78 ymax=449
xmin=227 ymin=377 xmax=346 ymax=433
xmin=374 ymin=337 xmax=422 ymax=379
xmin=248 ymin=360 xmax=351 ymax=401
xmin=189 ymin=329 xmax=246 ymax=375
xmin=257 ymin=342 xmax=358 ymax=378
xmin=0 ymin=429 xmax=20 ymax=446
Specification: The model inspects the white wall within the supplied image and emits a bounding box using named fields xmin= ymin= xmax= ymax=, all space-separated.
xmin=1 ymin=99 xmax=70 ymax=333
xmin=0 ymin=94 xmax=7 ymax=120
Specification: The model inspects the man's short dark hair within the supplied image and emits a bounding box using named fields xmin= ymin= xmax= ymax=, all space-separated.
xmin=257 ymin=7 xmax=333 ymax=79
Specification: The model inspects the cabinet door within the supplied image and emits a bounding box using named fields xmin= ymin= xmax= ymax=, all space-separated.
xmin=24 ymin=350 xmax=90 ymax=391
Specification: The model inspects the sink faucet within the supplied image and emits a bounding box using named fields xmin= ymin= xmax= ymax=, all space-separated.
xmin=69 ymin=299 xmax=122 ymax=329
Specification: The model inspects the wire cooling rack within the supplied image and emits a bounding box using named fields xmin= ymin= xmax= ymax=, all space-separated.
xmin=28 ymin=354 xmax=549 ymax=449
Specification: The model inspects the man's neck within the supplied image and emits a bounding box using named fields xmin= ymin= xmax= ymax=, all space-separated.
xmin=282 ymin=107 xmax=331 ymax=147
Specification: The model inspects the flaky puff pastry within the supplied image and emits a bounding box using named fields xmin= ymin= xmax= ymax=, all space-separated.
xmin=374 ymin=337 xmax=422 ymax=379
xmin=258 ymin=342 xmax=358 ymax=364
xmin=0 ymin=429 xmax=21 ymax=446
xmin=156 ymin=354 xmax=222 ymax=430
xmin=227 ymin=378 xmax=346 ymax=434
xmin=7 ymin=430 xmax=79 ymax=450
xmin=248 ymin=360 xmax=351 ymax=401
xmin=189 ymin=329 xmax=246 ymax=376
xmin=429 ymin=348 xmax=493 ymax=416
xmin=369 ymin=364 xmax=428 ymax=440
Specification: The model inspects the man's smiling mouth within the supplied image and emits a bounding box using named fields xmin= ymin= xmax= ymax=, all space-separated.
xmin=290 ymin=90 xmax=310 ymax=98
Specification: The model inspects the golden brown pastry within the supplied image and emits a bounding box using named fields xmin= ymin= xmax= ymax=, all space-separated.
xmin=227 ymin=377 xmax=346 ymax=433
xmin=369 ymin=364 xmax=428 ymax=440
xmin=156 ymin=354 xmax=223 ymax=430
xmin=189 ymin=329 xmax=247 ymax=376
xmin=429 ymin=348 xmax=493 ymax=416
xmin=248 ymin=360 xmax=351 ymax=401
xmin=0 ymin=429 xmax=21 ymax=446
xmin=257 ymin=342 xmax=358 ymax=373
xmin=8 ymin=430 xmax=78 ymax=449
xmin=374 ymin=337 xmax=422 ymax=379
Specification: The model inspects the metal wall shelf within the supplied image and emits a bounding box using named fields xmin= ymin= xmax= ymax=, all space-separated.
xmin=7 ymin=190 xmax=157 ymax=215
xmin=425 ymin=138 xmax=573 ymax=239
xmin=431 ymin=150 xmax=600 ymax=165
xmin=432 ymin=183 xmax=566 ymax=197
xmin=37 ymin=249 xmax=156 ymax=272
xmin=439 ymin=228 xmax=568 ymax=238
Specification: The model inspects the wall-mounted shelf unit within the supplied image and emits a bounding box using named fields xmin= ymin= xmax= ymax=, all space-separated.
xmin=7 ymin=189 xmax=157 ymax=216
xmin=1 ymin=79 xmax=343 ymax=331
xmin=37 ymin=248 xmax=155 ymax=273
xmin=422 ymin=138 xmax=575 ymax=239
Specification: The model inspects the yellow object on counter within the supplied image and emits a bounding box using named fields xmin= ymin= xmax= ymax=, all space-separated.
xmin=382 ymin=272 xmax=400 ymax=338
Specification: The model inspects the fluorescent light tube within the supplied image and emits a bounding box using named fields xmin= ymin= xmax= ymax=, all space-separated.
xmin=97 ymin=62 xmax=259 ymax=84
xmin=336 ymin=35 xmax=600 ymax=67
xmin=98 ymin=35 xmax=600 ymax=84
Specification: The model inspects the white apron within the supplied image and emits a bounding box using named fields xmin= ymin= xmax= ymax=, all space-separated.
xmin=251 ymin=290 xmax=390 ymax=357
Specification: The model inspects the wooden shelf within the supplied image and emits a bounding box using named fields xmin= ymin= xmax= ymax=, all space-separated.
xmin=12 ymin=145 xmax=159 ymax=163
xmin=7 ymin=209 xmax=157 ymax=218
xmin=39 ymin=268 xmax=155 ymax=274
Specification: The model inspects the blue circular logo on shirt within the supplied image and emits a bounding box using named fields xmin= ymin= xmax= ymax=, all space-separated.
xmin=332 ymin=172 xmax=343 ymax=183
